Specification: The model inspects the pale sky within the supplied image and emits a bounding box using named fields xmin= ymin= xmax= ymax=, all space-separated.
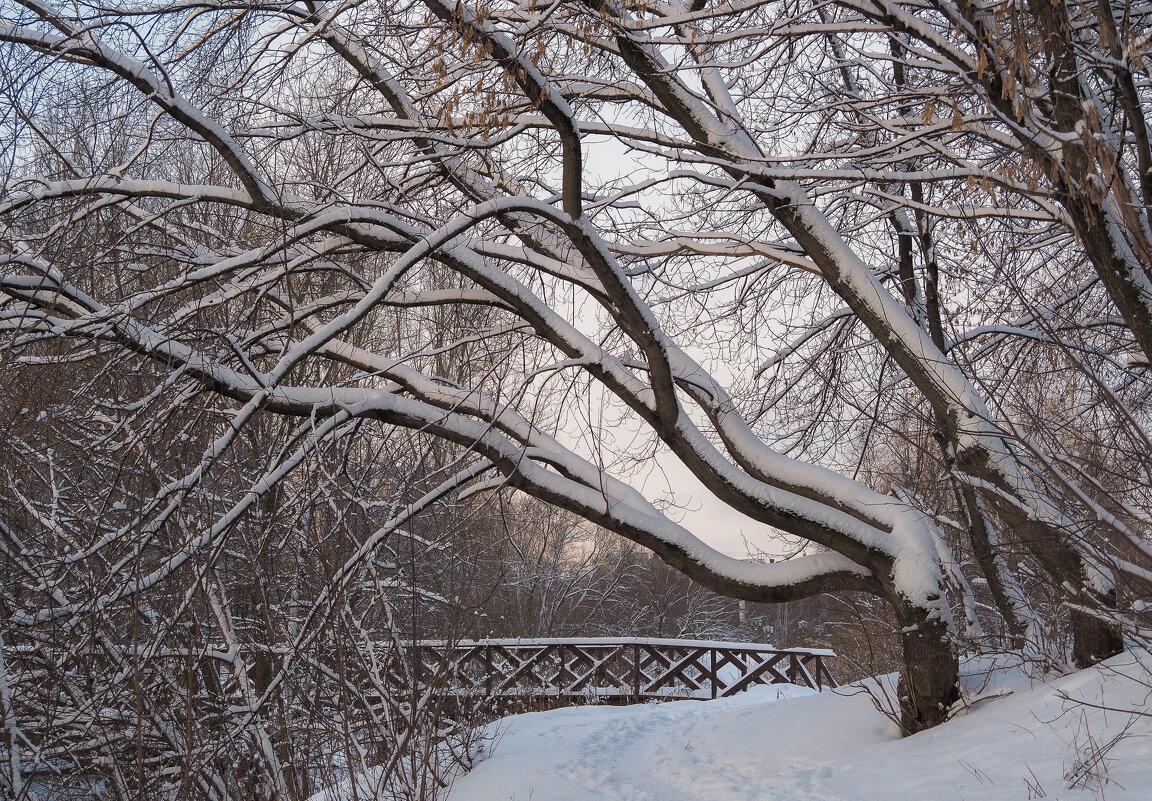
xmin=647 ymin=448 xmax=786 ymax=558
xmin=574 ymin=134 xmax=790 ymax=559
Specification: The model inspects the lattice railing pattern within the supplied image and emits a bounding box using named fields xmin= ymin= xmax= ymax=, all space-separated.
xmin=397 ymin=638 xmax=836 ymax=701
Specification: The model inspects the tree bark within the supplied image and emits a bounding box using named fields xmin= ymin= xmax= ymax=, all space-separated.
xmin=1071 ymin=603 xmax=1124 ymax=669
xmin=897 ymin=616 xmax=959 ymax=734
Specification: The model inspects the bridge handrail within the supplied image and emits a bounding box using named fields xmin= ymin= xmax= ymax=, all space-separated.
xmin=406 ymin=637 xmax=835 ymax=657
xmin=396 ymin=638 xmax=838 ymax=698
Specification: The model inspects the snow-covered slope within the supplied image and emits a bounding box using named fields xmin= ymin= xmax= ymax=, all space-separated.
xmin=446 ymin=650 xmax=1152 ymax=801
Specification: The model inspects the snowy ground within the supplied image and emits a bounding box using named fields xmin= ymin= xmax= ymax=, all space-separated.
xmin=445 ymin=650 xmax=1152 ymax=801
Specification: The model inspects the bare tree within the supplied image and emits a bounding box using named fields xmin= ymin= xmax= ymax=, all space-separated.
xmin=2 ymin=0 xmax=1150 ymax=768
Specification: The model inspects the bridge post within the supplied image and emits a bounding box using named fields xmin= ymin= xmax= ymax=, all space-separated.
xmin=632 ymin=643 xmax=640 ymax=699
xmin=485 ymin=644 xmax=493 ymax=698
xmin=710 ymin=649 xmax=717 ymax=699
xmin=558 ymin=644 xmax=567 ymax=693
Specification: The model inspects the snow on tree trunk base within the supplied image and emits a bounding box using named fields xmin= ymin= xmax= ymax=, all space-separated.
xmin=898 ymin=618 xmax=959 ymax=734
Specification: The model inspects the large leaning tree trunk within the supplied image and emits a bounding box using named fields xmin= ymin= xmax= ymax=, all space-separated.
xmin=3 ymin=0 xmax=1151 ymax=750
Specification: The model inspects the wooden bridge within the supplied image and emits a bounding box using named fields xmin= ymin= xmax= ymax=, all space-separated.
xmin=402 ymin=637 xmax=836 ymax=704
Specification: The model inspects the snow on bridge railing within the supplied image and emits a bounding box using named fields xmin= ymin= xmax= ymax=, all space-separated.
xmin=398 ymin=638 xmax=837 ymax=702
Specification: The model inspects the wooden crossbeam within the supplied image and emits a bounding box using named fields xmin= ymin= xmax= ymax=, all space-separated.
xmin=642 ymin=649 xmax=709 ymax=694
xmin=720 ymin=652 xmax=791 ymax=696
xmin=564 ymin=645 xmax=628 ymax=692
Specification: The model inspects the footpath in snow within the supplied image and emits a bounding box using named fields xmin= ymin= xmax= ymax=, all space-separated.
xmin=446 ymin=650 xmax=1152 ymax=801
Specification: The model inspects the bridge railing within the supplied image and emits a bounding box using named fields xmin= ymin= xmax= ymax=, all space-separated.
xmin=397 ymin=637 xmax=836 ymax=702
